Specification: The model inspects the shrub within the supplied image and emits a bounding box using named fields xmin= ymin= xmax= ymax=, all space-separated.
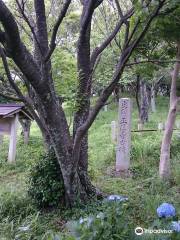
xmin=28 ymin=149 xmax=65 ymax=208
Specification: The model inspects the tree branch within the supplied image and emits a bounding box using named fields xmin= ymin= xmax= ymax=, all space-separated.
xmin=170 ymin=41 xmax=180 ymax=105
xmin=114 ymin=0 xmax=124 ymax=18
xmin=15 ymin=0 xmax=42 ymax=55
xmin=45 ymin=0 xmax=72 ymax=61
xmin=126 ymin=59 xmax=180 ymax=66
xmin=90 ymin=8 xmax=134 ymax=70
xmin=0 ymin=29 xmax=6 ymax=44
xmin=0 ymin=0 xmax=45 ymax=94
xmin=0 ymin=47 xmax=30 ymax=104
xmin=124 ymin=18 xmax=141 ymax=49
xmin=80 ymin=0 xmax=102 ymax=37
xmin=0 ymin=46 xmax=47 ymax=133
xmin=34 ymin=0 xmax=49 ymax=58
xmin=16 ymin=18 xmax=33 ymax=42
xmin=0 ymin=92 xmax=22 ymax=102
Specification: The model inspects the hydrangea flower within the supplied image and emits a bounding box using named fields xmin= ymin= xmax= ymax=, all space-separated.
xmin=106 ymin=195 xmax=128 ymax=202
xmin=96 ymin=212 xmax=104 ymax=219
xmin=79 ymin=216 xmax=94 ymax=227
xmin=157 ymin=203 xmax=176 ymax=218
xmin=18 ymin=225 xmax=30 ymax=231
xmin=171 ymin=221 xmax=180 ymax=233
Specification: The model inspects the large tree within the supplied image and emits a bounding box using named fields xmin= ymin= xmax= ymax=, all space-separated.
xmin=0 ymin=0 xmax=167 ymax=206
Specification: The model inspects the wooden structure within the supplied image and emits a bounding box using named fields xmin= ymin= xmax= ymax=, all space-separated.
xmin=0 ymin=104 xmax=33 ymax=163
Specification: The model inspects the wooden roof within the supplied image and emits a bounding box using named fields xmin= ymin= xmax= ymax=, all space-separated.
xmin=0 ymin=104 xmax=33 ymax=120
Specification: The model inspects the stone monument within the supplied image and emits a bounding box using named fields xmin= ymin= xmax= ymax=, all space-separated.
xmin=116 ymin=98 xmax=132 ymax=174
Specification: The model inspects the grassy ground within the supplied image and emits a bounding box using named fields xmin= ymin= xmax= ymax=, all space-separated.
xmin=0 ymin=97 xmax=180 ymax=239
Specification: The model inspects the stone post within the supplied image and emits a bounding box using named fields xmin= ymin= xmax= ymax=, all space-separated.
xmin=116 ymin=98 xmax=132 ymax=173
xmin=111 ymin=121 xmax=117 ymax=142
xmin=151 ymin=84 xmax=156 ymax=113
xmin=104 ymin=105 xmax=108 ymax=112
xmin=8 ymin=114 xmax=19 ymax=163
xmin=175 ymin=121 xmax=180 ymax=129
xmin=158 ymin=122 xmax=164 ymax=131
xmin=138 ymin=123 xmax=144 ymax=131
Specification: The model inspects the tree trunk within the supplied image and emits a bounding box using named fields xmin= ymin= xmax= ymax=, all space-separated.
xmin=40 ymin=97 xmax=87 ymax=206
xmin=33 ymin=0 xmax=90 ymax=205
xmin=114 ymin=84 xmax=120 ymax=102
xmin=136 ymin=74 xmax=141 ymax=116
xmin=159 ymin=41 xmax=180 ymax=179
xmin=19 ymin=118 xmax=31 ymax=144
xmin=140 ymin=80 xmax=149 ymax=124
xmin=73 ymin=2 xmax=97 ymax=198
xmin=159 ymin=101 xmax=177 ymax=179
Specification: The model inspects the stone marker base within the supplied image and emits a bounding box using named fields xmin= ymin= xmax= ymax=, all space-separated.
xmin=115 ymin=170 xmax=132 ymax=178
xmin=106 ymin=166 xmax=132 ymax=179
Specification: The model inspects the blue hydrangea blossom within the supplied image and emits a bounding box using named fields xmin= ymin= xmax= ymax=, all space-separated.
xmin=157 ymin=203 xmax=176 ymax=218
xmin=106 ymin=195 xmax=128 ymax=202
xmin=171 ymin=221 xmax=180 ymax=233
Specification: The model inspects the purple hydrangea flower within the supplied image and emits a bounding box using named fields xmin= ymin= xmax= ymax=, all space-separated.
xmin=106 ymin=195 xmax=128 ymax=202
xmin=171 ymin=221 xmax=180 ymax=233
xmin=157 ymin=203 xmax=176 ymax=218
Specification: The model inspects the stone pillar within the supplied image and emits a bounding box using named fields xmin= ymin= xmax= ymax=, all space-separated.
xmin=111 ymin=121 xmax=117 ymax=142
xmin=175 ymin=121 xmax=180 ymax=129
xmin=175 ymin=121 xmax=180 ymax=136
xmin=138 ymin=123 xmax=144 ymax=131
xmin=116 ymin=98 xmax=132 ymax=173
xmin=104 ymin=105 xmax=108 ymax=112
xmin=8 ymin=114 xmax=19 ymax=163
xmin=158 ymin=122 xmax=164 ymax=131
xmin=151 ymin=84 xmax=156 ymax=113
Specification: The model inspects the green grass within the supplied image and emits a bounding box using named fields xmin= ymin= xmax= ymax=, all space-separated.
xmin=0 ymin=96 xmax=180 ymax=239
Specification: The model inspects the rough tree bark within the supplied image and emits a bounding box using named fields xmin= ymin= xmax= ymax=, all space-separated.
xmin=136 ymin=75 xmax=150 ymax=124
xmin=19 ymin=118 xmax=31 ymax=144
xmin=159 ymin=41 xmax=180 ymax=179
xmin=73 ymin=1 xmax=96 ymax=196
xmin=114 ymin=84 xmax=120 ymax=102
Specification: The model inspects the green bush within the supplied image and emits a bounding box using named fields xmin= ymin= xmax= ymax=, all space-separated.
xmin=28 ymin=150 xmax=65 ymax=208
